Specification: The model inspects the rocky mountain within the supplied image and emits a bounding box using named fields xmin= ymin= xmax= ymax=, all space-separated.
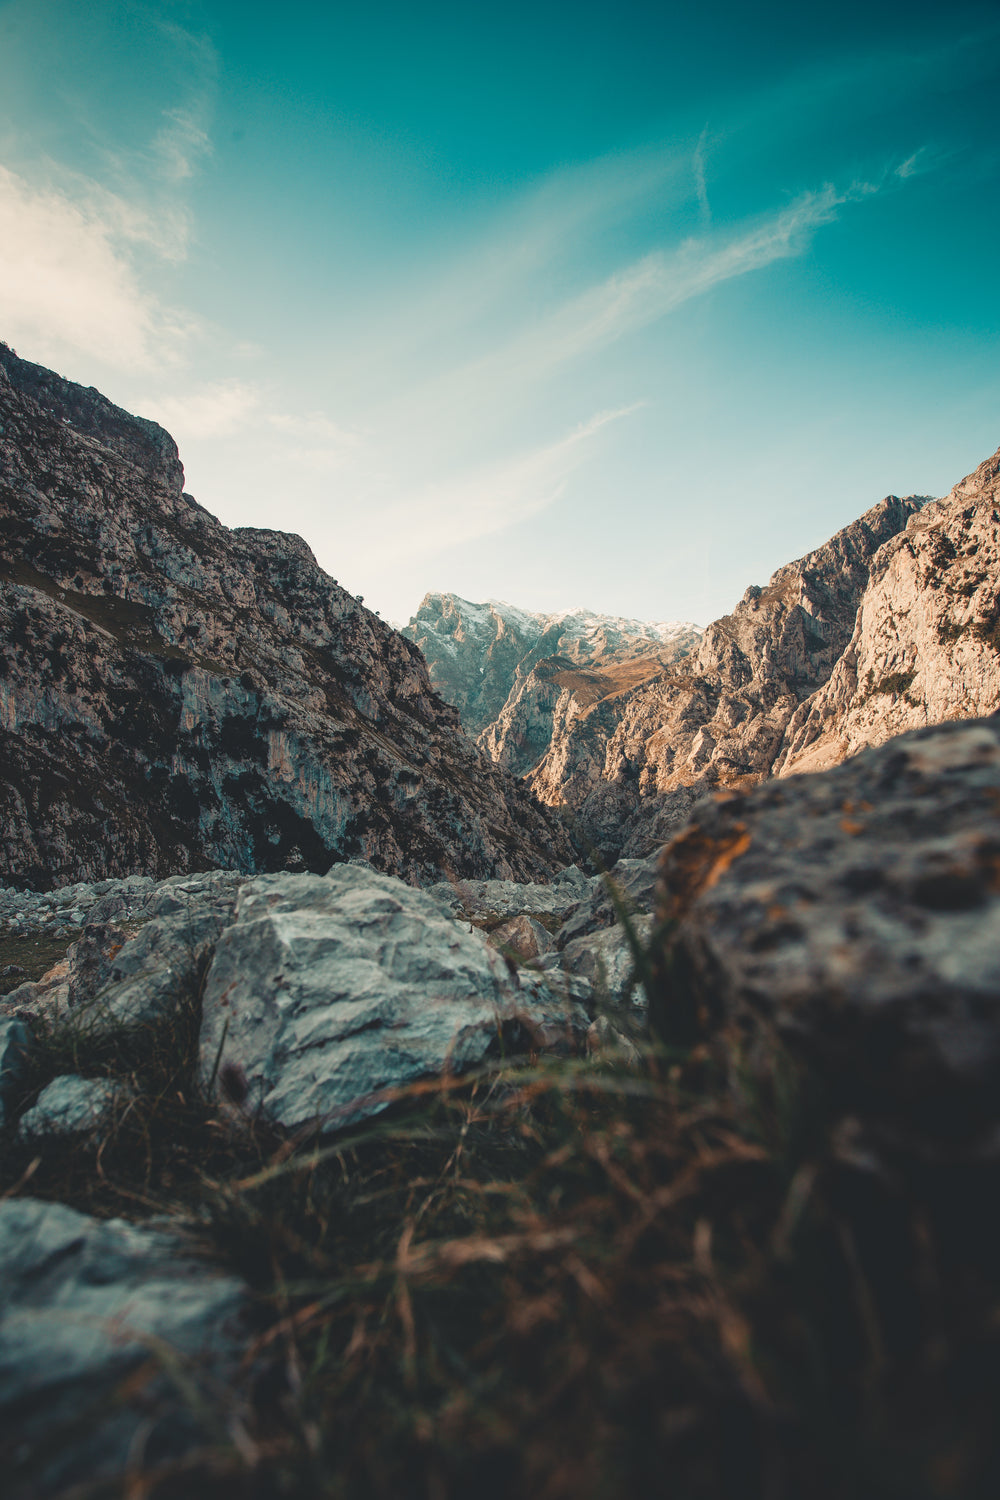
xmin=0 ymin=343 xmax=573 ymax=889
xmin=404 ymin=596 xmax=702 ymax=786
xmin=776 ymin=442 xmax=1000 ymax=773
xmin=412 ymin=496 xmax=930 ymax=859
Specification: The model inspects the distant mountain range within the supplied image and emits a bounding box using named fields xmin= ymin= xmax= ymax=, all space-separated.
xmin=406 ymin=452 xmax=1000 ymax=859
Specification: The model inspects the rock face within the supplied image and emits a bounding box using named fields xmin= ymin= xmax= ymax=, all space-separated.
xmin=0 ymin=343 xmax=572 ymax=889
xmin=3 ymin=864 xmax=592 ymax=1132
xmin=198 ymin=867 xmax=588 ymax=1131
xmin=414 ymin=445 xmax=1000 ymax=863
xmin=404 ymin=592 xmax=701 ymax=759
xmin=777 ymin=445 xmax=1000 ymax=775
xmin=523 ymin=495 xmax=926 ymax=857
xmin=657 ymin=717 xmax=1000 ymax=1157
xmin=0 ymin=1197 xmax=247 ymax=1497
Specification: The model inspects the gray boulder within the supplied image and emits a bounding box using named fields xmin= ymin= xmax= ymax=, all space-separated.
xmin=53 ymin=871 xmax=247 ymax=1039
xmin=17 ymin=1075 xmax=131 ymax=1142
xmin=658 ymin=717 xmax=1000 ymax=1157
xmin=486 ymin=913 xmax=555 ymax=960
xmin=199 ymin=866 xmax=588 ymax=1131
xmin=426 ymin=867 xmax=589 ymax=926
xmin=0 ymin=1197 xmax=247 ymax=1497
xmin=556 ymin=852 xmax=663 ymax=948
xmin=560 ymin=916 xmax=653 ymax=1009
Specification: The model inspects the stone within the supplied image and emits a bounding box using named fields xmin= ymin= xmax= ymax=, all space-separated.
xmin=17 ymin=1075 xmax=130 ymax=1141
xmin=556 ymin=852 xmax=664 ymax=948
xmin=486 ymin=913 xmax=554 ymax=960
xmin=198 ymin=866 xmax=588 ymax=1132
xmin=0 ymin=1197 xmax=247 ymax=1497
xmin=62 ymin=871 xmax=248 ymax=1037
xmin=559 ymin=917 xmax=653 ymax=1009
xmin=656 ymin=717 xmax=1000 ymax=1158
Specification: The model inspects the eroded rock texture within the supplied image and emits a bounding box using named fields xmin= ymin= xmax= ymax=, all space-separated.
xmin=657 ymin=717 xmax=1000 ymax=1158
xmin=418 ymin=499 xmax=924 ymax=860
xmin=777 ymin=445 xmax=1000 ymax=774
xmin=0 ymin=345 xmax=572 ymax=888
xmin=0 ymin=1197 xmax=247 ymax=1498
xmin=404 ymin=593 xmax=701 ymax=765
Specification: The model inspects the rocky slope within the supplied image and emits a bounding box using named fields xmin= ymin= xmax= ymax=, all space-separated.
xmin=528 ymin=492 xmax=928 ymax=855
xmin=776 ymin=443 xmax=1000 ymax=774
xmin=444 ymin=445 xmax=1000 ymax=862
xmin=0 ymin=343 xmax=573 ymax=889
xmin=413 ymin=497 xmax=928 ymax=859
xmin=404 ymin=594 xmax=701 ymax=750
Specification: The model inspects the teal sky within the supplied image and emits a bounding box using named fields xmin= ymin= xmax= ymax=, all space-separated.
xmin=1 ymin=0 xmax=998 ymax=625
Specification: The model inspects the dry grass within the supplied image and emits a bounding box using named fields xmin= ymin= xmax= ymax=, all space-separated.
xmin=2 ymin=935 xmax=999 ymax=1499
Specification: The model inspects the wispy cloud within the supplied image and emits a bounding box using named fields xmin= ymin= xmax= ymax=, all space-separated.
xmin=0 ymin=164 xmax=199 ymax=371
xmin=371 ymin=405 xmax=642 ymax=560
xmin=393 ymin=181 xmax=860 ymax=437
xmin=143 ymin=379 xmax=262 ymax=438
xmin=693 ymin=126 xmax=712 ymax=224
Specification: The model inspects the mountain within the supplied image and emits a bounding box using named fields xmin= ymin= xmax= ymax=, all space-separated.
xmin=404 ymin=595 xmax=701 ymax=777
xmin=0 ymin=343 xmax=573 ymax=889
xmin=408 ymin=496 xmax=931 ymax=857
xmin=776 ymin=443 xmax=1000 ymax=773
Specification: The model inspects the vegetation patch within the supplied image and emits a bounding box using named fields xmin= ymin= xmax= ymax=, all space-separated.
xmin=0 ymin=929 xmax=81 ymax=995
xmin=869 ymin=669 xmax=916 ymax=698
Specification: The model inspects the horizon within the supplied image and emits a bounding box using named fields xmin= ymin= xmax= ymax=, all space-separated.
xmin=1 ymin=0 xmax=998 ymax=628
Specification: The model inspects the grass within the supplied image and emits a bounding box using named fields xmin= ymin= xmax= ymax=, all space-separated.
xmin=1 ymin=920 xmax=998 ymax=1499
xmin=0 ymin=928 xmax=82 ymax=995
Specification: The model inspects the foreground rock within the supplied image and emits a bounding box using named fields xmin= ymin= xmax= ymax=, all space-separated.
xmin=658 ymin=717 xmax=1000 ymax=1158
xmin=0 ymin=1198 xmax=247 ymax=1497
xmin=199 ymin=867 xmax=588 ymax=1131
xmin=0 ymin=343 xmax=572 ymax=889
xmin=16 ymin=1074 xmax=131 ymax=1142
xmin=4 ymin=865 xmax=593 ymax=1132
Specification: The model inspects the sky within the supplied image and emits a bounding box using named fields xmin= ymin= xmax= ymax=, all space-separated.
xmin=0 ymin=1 xmax=998 ymax=628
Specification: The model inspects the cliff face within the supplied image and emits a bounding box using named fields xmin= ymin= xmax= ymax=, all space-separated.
xmin=413 ymin=499 xmax=925 ymax=858
xmin=524 ymin=493 xmax=925 ymax=855
xmin=776 ymin=445 xmax=1000 ymax=775
xmin=0 ymin=344 xmax=573 ymax=889
xmin=404 ymin=595 xmax=701 ymax=774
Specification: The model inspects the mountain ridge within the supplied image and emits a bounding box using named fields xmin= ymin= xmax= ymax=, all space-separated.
xmin=0 ymin=341 xmax=573 ymax=888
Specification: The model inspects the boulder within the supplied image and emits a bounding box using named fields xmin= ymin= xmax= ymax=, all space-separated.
xmin=657 ymin=717 xmax=1000 ymax=1157
xmin=16 ymin=1075 xmax=131 ymax=1142
xmin=560 ymin=917 xmax=653 ymax=1009
xmin=556 ymin=852 xmax=662 ymax=948
xmin=49 ymin=871 xmax=247 ymax=1038
xmin=486 ymin=913 xmax=554 ymax=961
xmin=0 ymin=1197 xmax=247 ymax=1497
xmin=199 ymin=866 xmax=588 ymax=1132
